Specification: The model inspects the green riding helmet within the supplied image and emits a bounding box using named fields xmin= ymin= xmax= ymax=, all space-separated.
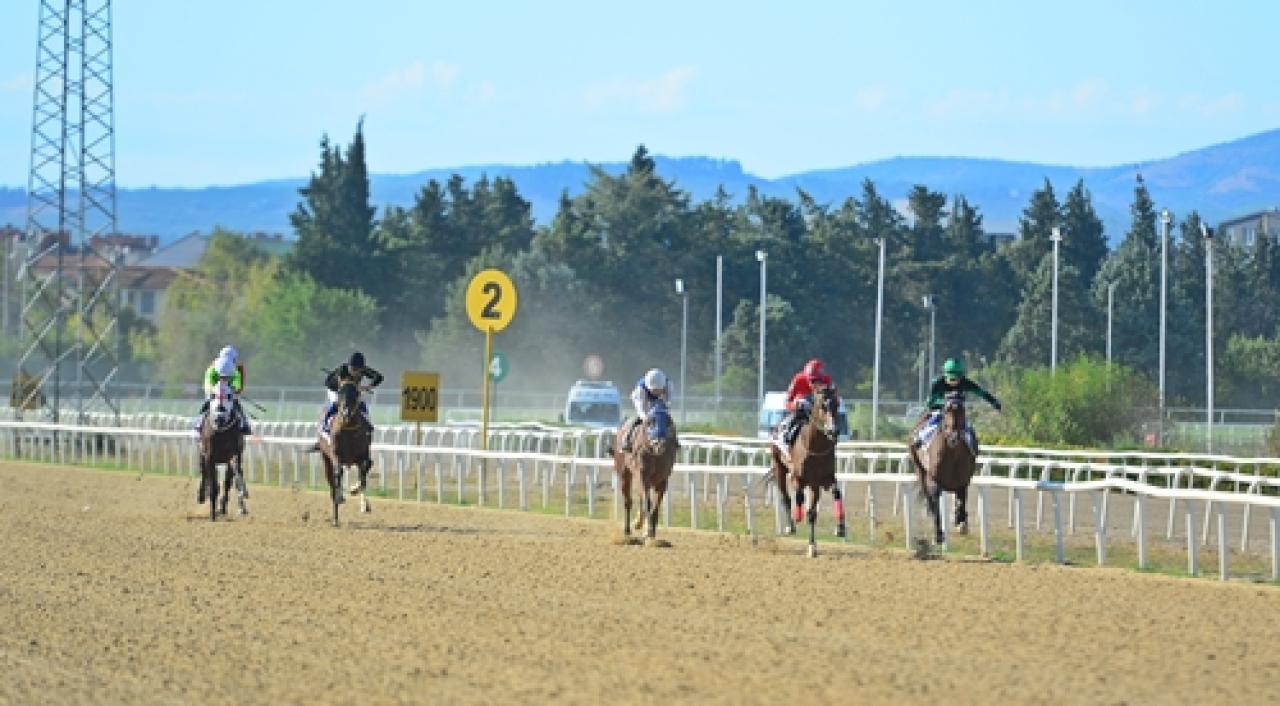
xmin=943 ymin=358 xmax=966 ymax=379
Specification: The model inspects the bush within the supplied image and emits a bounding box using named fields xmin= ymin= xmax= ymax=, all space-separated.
xmin=989 ymin=355 xmax=1156 ymax=447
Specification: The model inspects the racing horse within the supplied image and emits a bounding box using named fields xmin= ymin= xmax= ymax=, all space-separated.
xmin=198 ymin=378 xmax=248 ymax=521
xmin=770 ymin=385 xmax=845 ymax=557
xmin=611 ymin=397 xmax=678 ymax=545
xmin=908 ymin=390 xmax=976 ymax=545
xmin=317 ymin=378 xmax=374 ymax=525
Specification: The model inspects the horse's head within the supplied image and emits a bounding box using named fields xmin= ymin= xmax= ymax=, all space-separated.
xmin=808 ymin=385 xmax=839 ymax=442
xmin=334 ymin=380 xmax=363 ymax=431
xmin=942 ymin=390 xmax=967 ymax=443
xmin=209 ymin=378 xmax=236 ymax=432
xmin=642 ymin=398 xmax=677 ymax=455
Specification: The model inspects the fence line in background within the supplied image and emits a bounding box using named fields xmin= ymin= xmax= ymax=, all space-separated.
xmin=1 ymin=419 xmax=1277 ymax=583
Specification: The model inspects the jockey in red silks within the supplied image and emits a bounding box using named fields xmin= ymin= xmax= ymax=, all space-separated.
xmin=774 ymin=358 xmax=835 ymax=460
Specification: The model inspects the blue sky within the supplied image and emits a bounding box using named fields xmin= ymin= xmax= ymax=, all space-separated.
xmin=1 ymin=0 xmax=1278 ymax=187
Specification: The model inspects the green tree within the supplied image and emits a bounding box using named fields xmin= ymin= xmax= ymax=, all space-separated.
xmin=154 ymin=229 xmax=276 ymax=387
xmin=998 ymin=253 xmax=1096 ymax=366
xmin=1092 ymin=174 xmax=1159 ymax=376
xmin=1168 ymin=211 xmax=1207 ymax=403
xmin=1059 ymin=179 xmax=1108 ymax=285
xmin=246 ymin=272 xmax=381 ymax=385
xmin=287 ymin=122 xmax=377 ymax=293
xmin=1006 ymin=178 xmax=1060 ymax=285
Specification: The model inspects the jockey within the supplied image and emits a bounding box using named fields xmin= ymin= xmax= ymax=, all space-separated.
xmin=620 ymin=368 xmax=669 ymax=452
xmin=193 ymin=345 xmax=250 ymax=434
xmin=321 ymin=351 xmax=384 ymax=438
xmin=774 ymin=358 xmax=835 ymax=460
xmin=912 ymin=357 xmax=1000 ymax=454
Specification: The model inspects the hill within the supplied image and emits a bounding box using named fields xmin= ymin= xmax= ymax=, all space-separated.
xmin=3 ymin=129 xmax=1279 ymax=244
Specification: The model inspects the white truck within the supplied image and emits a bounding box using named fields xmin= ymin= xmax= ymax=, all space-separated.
xmin=561 ymin=380 xmax=622 ymax=429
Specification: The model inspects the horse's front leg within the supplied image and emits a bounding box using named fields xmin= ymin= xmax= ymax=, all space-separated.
xmin=831 ymin=485 xmax=847 ymax=538
xmin=805 ymin=486 xmax=821 ymax=558
xmin=930 ymin=483 xmax=945 ymax=545
xmin=955 ymin=484 xmax=969 ymax=535
xmin=356 ymin=459 xmax=371 ymax=514
xmin=197 ymin=453 xmax=209 ymax=504
xmin=218 ymin=463 xmax=232 ymax=516
xmin=616 ymin=462 xmax=633 ymax=537
xmin=646 ymin=477 xmax=668 ymax=542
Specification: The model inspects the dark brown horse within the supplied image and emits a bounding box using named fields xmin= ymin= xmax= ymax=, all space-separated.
xmin=770 ymin=385 xmax=845 ymax=557
xmin=908 ymin=391 xmax=976 ymax=545
xmin=317 ymin=379 xmax=374 ymax=525
xmin=611 ymin=398 xmax=678 ymax=545
xmin=198 ymin=379 xmax=247 ymax=521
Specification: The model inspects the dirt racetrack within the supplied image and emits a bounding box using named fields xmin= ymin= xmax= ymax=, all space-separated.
xmin=1 ymin=461 xmax=1277 ymax=706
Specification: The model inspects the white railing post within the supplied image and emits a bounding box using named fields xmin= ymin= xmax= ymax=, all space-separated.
xmin=1217 ymin=504 xmax=1229 ymax=581
xmin=977 ymin=485 xmax=989 ymax=557
xmin=1052 ymin=489 xmax=1065 ymax=564
xmin=1092 ymin=490 xmax=1106 ymax=566
xmin=1013 ymin=488 xmax=1025 ymax=561
xmin=1136 ymin=494 xmax=1148 ymax=570
xmin=1186 ymin=499 xmax=1197 ymax=577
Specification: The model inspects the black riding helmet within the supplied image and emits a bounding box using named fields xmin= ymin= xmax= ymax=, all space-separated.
xmin=349 ymin=351 xmax=366 ymax=369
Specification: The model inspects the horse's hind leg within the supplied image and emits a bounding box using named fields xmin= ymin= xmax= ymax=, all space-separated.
xmin=955 ymin=484 xmax=970 ymax=535
xmin=234 ymin=455 xmax=248 ymax=515
xmin=773 ymin=455 xmax=795 ymax=535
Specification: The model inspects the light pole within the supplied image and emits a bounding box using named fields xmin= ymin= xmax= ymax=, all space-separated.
xmin=714 ymin=255 xmax=723 ymax=421
xmin=1203 ymin=223 xmax=1214 ymax=453
xmin=922 ymin=294 xmax=936 ymax=376
xmin=871 ymin=237 xmax=886 ymax=440
xmin=675 ymin=278 xmax=688 ymax=425
xmin=1050 ymin=227 xmax=1063 ymax=373
xmin=756 ymin=249 xmax=767 ymax=407
xmin=1159 ymin=208 xmax=1171 ymax=436
xmin=1106 ymin=281 xmax=1117 ymax=366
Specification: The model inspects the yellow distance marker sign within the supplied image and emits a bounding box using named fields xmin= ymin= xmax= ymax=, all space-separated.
xmin=465 ymin=269 xmax=518 ymax=333
xmin=400 ymin=371 xmax=440 ymax=422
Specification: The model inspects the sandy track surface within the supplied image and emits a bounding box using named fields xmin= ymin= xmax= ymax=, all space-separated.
xmin=1 ymin=461 xmax=1277 ymax=706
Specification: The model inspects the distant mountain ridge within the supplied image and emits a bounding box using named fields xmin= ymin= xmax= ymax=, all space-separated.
xmin=3 ymin=129 xmax=1279 ymax=245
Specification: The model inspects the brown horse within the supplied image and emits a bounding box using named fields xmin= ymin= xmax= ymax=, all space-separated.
xmin=316 ymin=379 xmax=373 ymax=525
xmin=770 ymin=385 xmax=845 ymax=557
xmin=198 ymin=379 xmax=247 ymax=522
xmin=908 ymin=391 xmax=976 ymax=545
xmin=611 ymin=397 xmax=678 ymax=545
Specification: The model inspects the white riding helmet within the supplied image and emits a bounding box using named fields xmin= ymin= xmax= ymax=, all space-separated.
xmin=215 ymin=356 xmax=237 ymax=378
xmin=644 ymin=368 xmax=667 ymax=392
xmin=219 ymin=345 xmax=238 ymax=362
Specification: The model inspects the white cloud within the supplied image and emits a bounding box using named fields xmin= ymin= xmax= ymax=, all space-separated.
xmin=852 ymin=85 xmax=890 ymax=114
xmin=1179 ymin=92 xmax=1243 ymax=117
xmin=583 ymin=66 xmax=697 ymax=114
xmin=1 ymin=72 xmax=33 ymax=95
xmin=360 ymin=60 xmax=461 ymax=103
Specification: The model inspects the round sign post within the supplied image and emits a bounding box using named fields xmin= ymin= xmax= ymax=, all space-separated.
xmin=465 ymin=270 xmax=518 ymax=451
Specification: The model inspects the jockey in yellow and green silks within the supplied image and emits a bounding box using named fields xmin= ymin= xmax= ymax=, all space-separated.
xmin=193 ymin=345 xmax=251 ymax=434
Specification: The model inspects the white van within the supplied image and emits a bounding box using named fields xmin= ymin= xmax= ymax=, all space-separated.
xmin=757 ymin=391 xmax=850 ymax=441
xmin=562 ymin=380 xmax=622 ymax=429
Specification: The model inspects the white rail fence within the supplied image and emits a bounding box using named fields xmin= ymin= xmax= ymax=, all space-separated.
xmin=2 ymin=419 xmax=1277 ymax=583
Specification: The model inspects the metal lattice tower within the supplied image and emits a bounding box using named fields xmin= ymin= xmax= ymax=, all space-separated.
xmin=18 ymin=0 xmax=120 ymax=423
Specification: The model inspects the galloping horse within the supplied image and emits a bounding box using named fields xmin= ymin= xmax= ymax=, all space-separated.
xmin=908 ymin=391 xmax=976 ymax=545
xmin=317 ymin=379 xmax=373 ymax=525
xmin=611 ymin=398 xmax=678 ymax=545
xmin=198 ymin=378 xmax=247 ymax=521
xmin=770 ymin=385 xmax=845 ymax=557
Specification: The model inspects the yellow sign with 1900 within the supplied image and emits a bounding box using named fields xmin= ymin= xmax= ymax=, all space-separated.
xmin=400 ymin=371 xmax=439 ymax=423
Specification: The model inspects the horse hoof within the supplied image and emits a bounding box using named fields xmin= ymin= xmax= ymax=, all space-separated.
xmin=349 ymin=483 xmax=361 ymax=494
xmin=835 ymin=526 xmax=847 ymax=539
xmin=935 ymin=533 xmax=946 ymax=545
xmin=783 ymin=525 xmax=796 ymax=536
xmin=807 ymin=544 xmax=818 ymax=558
xmin=956 ymin=522 xmax=969 ymax=535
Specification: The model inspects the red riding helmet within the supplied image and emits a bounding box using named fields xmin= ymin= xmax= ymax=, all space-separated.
xmin=803 ymin=359 xmax=824 ymax=380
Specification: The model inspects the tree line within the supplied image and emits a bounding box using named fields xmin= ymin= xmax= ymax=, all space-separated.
xmin=137 ymin=124 xmax=1278 ymax=433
